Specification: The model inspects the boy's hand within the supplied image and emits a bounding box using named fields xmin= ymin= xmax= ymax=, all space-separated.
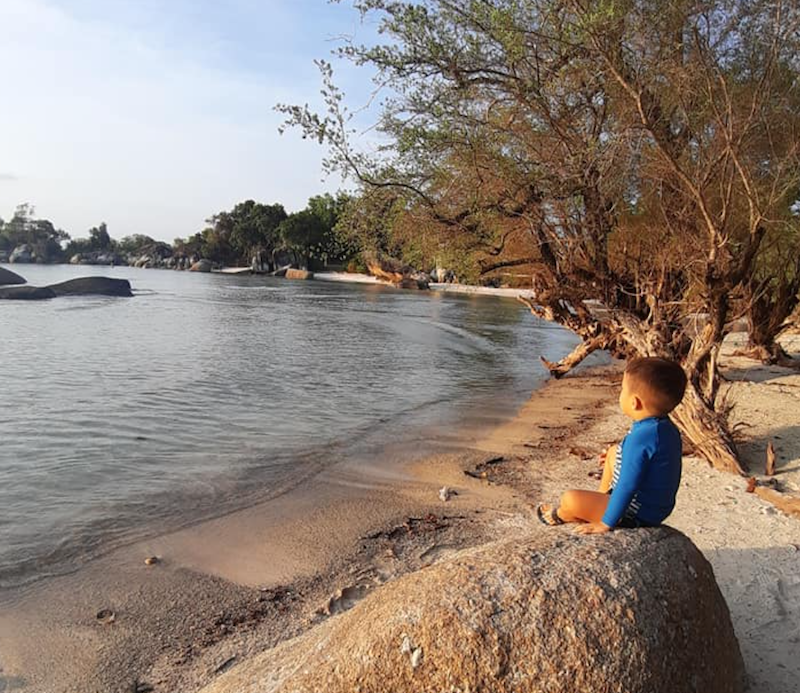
xmin=575 ymin=522 xmax=612 ymax=535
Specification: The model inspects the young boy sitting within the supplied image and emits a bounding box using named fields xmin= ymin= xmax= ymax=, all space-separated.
xmin=537 ymin=357 xmax=687 ymax=535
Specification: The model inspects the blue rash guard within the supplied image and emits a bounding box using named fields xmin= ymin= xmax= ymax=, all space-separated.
xmin=602 ymin=416 xmax=683 ymax=528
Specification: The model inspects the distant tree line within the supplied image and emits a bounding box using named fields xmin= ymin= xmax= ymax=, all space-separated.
xmin=0 ymin=193 xmax=357 ymax=270
xmin=172 ymin=193 xmax=353 ymax=271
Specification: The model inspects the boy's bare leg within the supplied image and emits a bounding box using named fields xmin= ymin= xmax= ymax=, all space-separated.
xmin=598 ymin=444 xmax=617 ymax=493
xmin=555 ymin=490 xmax=610 ymax=524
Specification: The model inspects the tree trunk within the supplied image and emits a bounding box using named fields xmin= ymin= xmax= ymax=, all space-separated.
xmin=741 ymin=271 xmax=800 ymax=365
xmin=671 ymin=382 xmax=748 ymax=476
xmin=540 ymin=334 xmax=609 ymax=378
xmin=519 ymin=297 xmax=749 ymax=474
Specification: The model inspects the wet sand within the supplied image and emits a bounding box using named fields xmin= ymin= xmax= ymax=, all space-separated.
xmin=2 ymin=335 xmax=799 ymax=692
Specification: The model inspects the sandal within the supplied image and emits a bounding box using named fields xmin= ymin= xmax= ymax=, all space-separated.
xmin=536 ymin=504 xmax=564 ymax=526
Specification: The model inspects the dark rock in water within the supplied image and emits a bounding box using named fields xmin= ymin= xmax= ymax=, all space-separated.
xmin=0 ymin=266 xmax=27 ymax=286
xmin=202 ymin=527 xmax=745 ymax=693
xmin=46 ymin=277 xmax=133 ymax=297
xmin=0 ymin=286 xmax=57 ymax=300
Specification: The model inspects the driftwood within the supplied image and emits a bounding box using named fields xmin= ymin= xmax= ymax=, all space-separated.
xmin=753 ymin=487 xmax=800 ymax=519
xmin=766 ymin=441 xmax=776 ymax=477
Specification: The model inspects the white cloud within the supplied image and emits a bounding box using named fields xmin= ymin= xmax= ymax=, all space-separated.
xmin=0 ymin=0 xmax=354 ymax=240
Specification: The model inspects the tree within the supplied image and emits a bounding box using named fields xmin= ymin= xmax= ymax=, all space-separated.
xmin=117 ymin=234 xmax=158 ymax=255
xmin=196 ymin=200 xmax=288 ymax=266
xmin=278 ymin=210 xmax=326 ymax=268
xmin=1 ymin=204 xmax=69 ymax=261
xmin=280 ymin=0 xmax=800 ymax=475
xmin=88 ymin=222 xmax=111 ymax=251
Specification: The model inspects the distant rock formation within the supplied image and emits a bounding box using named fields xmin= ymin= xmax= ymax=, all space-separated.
xmin=47 ymin=277 xmax=133 ymax=297
xmin=363 ymin=251 xmax=429 ymax=290
xmin=0 ymin=267 xmax=27 ymax=286
xmin=0 ymin=277 xmax=133 ymax=300
xmin=0 ymin=286 xmax=57 ymax=300
xmin=285 ymin=268 xmax=314 ymax=280
xmin=201 ymin=528 xmax=744 ymax=693
xmin=9 ymin=244 xmax=33 ymax=264
xmin=190 ymin=259 xmax=213 ymax=273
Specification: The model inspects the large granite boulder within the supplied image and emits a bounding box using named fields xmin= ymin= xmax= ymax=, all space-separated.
xmin=363 ymin=250 xmax=429 ymax=290
xmin=285 ymin=268 xmax=314 ymax=280
xmin=201 ymin=528 xmax=744 ymax=693
xmin=190 ymin=259 xmax=213 ymax=272
xmin=46 ymin=277 xmax=133 ymax=297
xmin=0 ymin=266 xmax=27 ymax=285
xmin=9 ymin=244 xmax=33 ymax=263
xmin=0 ymin=286 xmax=57 ymax=300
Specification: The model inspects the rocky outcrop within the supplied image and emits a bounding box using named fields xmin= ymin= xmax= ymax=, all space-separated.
xmin=0 ymin=266 xmax=26 ymax=285
xmin=285 ymin=268 xmax=314 ymax=280
xmin=0 ymin=286 xmax=57 ymax=300
xmin=0 ymin=277 xmax=133 ymax=299
xmin=190 ymin=259 xmax=213 ymax=273
xmin=363 ymin=251 xmax=429 ymax=290
xmin=201 ymin=528 xmax=744 ymax=693
xmin=46 ymin=277 xmax=133 ymax=297
xmin=9 ymin=244 xmax=33 ymax=263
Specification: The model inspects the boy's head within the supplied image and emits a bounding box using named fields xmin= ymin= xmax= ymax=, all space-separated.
xmin=619 ymin=357 xmax=687 ymax=419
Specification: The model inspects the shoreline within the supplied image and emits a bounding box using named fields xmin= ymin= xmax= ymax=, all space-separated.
xmin=0 ymin=364 xmax=617 ymax=693
xmin=2 ymin=262 xmax=537 ymax=301
xmin=1 ymin=335 xmax=799 ymax=692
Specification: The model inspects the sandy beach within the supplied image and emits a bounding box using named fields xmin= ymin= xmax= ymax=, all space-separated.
xmin=1 ymin=333 xmax=798 ymax=693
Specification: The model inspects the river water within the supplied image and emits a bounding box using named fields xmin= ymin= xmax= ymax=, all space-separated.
xmin=0 ymin=264 xmax=586 ymax=590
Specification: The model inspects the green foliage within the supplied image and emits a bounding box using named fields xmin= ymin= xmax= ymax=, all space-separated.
xmin=278 ymin=193 xmax=350 ymax=268
xmin=116 ymin=234 xmax=159 ymax=255
xmin=65 ymin=223 xmax=114 ymax=256
xmin=0 ymin=204 xmax=69 ymax=261
xmin=174 ymin=200 xmax=288 ymax=265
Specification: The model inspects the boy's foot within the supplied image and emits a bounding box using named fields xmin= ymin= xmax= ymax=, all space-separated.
xmin=536 ymin=503 xmax=565 ymax=526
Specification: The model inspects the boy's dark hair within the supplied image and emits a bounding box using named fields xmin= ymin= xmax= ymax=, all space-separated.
xmin=625 ymin=357 xmax=687 ymax=415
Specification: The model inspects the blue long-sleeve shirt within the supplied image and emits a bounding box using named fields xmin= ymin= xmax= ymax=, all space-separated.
xmin=602 ymin=416 xmax=682 ymax=527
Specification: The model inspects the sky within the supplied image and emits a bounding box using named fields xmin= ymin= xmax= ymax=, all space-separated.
xmin=0 ymin=0 xmax=380 ymax=241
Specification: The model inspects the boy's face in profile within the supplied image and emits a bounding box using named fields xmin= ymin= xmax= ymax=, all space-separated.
xmin=619 ymin=373 xmax=641 ymax=419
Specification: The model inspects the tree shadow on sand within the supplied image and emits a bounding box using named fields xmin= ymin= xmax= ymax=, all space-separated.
xmin=736 ymin=426 xmax=800 ymax=477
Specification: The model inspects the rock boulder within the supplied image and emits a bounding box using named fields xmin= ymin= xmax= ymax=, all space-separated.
xmin=190 ymin=259 xmax=213 ymax=272
xmin=0 ymin=286 xmax=57 ymax=300
xmin=0 ymin=266 xmax=27 ymax=286
xmin=201 ymin=528 xmax=744 ymax=693
xmin=285 ymin=268 xmax=314 ymax=280
xmin=46 ymin=277 xmax=133 ymax=297
xmin=363 ymin=251 xmax=429 ymax=290
xmin=9 ymin=244 xmax=33 ymax=263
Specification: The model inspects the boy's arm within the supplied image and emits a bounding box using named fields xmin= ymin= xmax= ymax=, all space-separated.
xmin=600 ymin=433 xmax=650 ymax=528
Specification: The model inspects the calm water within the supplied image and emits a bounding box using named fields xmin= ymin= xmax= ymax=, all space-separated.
xmin=0 ymin=264 xmax=587 ymax=589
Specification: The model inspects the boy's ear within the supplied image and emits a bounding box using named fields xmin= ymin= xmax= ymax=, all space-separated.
xmin=632 ymin=394 xmax=644 ymax=411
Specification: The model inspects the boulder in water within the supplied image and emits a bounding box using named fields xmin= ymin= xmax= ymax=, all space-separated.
xmin=285 ymin=268 xmax=314 ymax=280
xmin=0 ymin=266 xmax=27 ymax=286
xmin=201 ymin=528 xmax=744 ymax=693
xmin=46 ymin=277 xmax=133 ymax=297
xmin=190 ymin=259 xmax=212 ymax=272
xmin=0 ymin=286 xmax=57 ymax=300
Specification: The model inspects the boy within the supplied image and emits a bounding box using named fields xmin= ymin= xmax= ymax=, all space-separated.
xmin=537 ymin=357 xmax=687 ymax=535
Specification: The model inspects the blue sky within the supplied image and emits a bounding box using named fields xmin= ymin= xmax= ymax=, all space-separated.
xmin=0 ymin=0 xmax=379 ymax=241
